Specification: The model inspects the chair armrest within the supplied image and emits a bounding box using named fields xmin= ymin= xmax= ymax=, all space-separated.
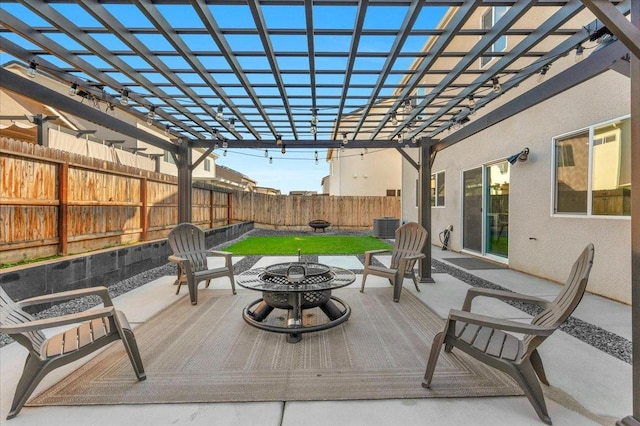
xmin=0 ymin=307 xmax=115 ymax=334
xmin=364 ymin=249 xmax=391 ymax=266
xmin=168 ymin=254 xmax=188 ymax=264
xmin=448 ymin=309 xmax=555 ymax=337
xmin=16 ymin=286 xmax=113 ymax=308
xmin=461 ymin=287 xmax=551 ymax=312
xmin=403 ymin=253 xmax=425 ymax=261
xmin=207 ymin=250 xmax=232 ymax=258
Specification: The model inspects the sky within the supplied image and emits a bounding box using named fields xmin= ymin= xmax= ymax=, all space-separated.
xmin=214 ymin=147 xmax=330 ymax=194
xmin=0 ymin=2 xmax=447 ymax=194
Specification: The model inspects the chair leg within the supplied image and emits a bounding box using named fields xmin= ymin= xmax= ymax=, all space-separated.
xmin=530 ymin=349 xmax=549 ymax=385
xmin=120 ymin=328 xmax=147 ymax=380
xmin=7 ymin=354 xmax=49 ymax=420
xmin=229 ymin=273 xmax=237 ymax=295
xmin=411 ymin=273 xmax=421 ymax=292
xmin=511 ymin=361 xmax=552 ymax=425
xmin=422 ymin=331 xmax=445 ymax=388
xmin=188 ymin=278 xmax=199 ymax=305
xmin=360 ymin=272 xmax=368 ymax=293
xmin=393 ymin=274 xmax=403 ymax=302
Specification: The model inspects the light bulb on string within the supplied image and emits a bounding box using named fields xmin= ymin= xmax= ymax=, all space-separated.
xmin=216 ymin=105 xmax=224 ymax=120
xmin=281 ymin=145 xmax=286 ymax=154
xmin=269 ymin=156 xmax=273 ymax=164
xmin=575 ymin=44 xmax=584 ymax=62
xmin=492 ymin=77 xmax=501 ymax=94
xmin=69 ymin=82 xmax=78 ymax=96
xmin=468 ymin=94 xmax=475 ymax=110
xmin=223 ymin=149 xmax=227 ymax=157
xmin=391 ymin=113 xmax=398 ymax=126
xmin=229 ymin=117 xmax=235 ymax=131
xmin=222 ymin=140 xmax=228 ymax=149
xmin=264 ymin=149 xmax=269 ymax=157
xmin=314 ymin=151 xmax=318 ymax=161
xmin=27 ymin=61 xmax=37 ymax=78
xmin=342 ymin=132 xmax=348 ymax=145
xmin=120 ymin=89 xmax=129 ymax=106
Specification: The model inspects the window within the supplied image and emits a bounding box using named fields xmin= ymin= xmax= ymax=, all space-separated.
xmin=386 ymin=189 xmax=396 ymax=197
xmin=163 ymin=151 xmax=175 ymax=164
xmin=204 ymin=158 xmax=211 ymax=172
xmin=554 ymin=117 xmax=631 ymax=216
xmin=430 ymin=171 xmax=445 ymax=207
xmin=481 ymin=7 xmax=508 ymax=67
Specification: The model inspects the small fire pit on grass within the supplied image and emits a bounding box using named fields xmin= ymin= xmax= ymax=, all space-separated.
xmin=308 ymin=219 xmax=330 ymax=232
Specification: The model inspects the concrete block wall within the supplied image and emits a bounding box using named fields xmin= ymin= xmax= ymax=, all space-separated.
xmin=0 ymin=221 xmax=254 ymax=311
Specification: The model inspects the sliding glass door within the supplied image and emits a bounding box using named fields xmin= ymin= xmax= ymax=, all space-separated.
xmin=462 ymin=162 xmax=510 ymax=260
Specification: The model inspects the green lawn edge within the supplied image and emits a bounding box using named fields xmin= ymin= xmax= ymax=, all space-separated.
xmin=223 ymin=235 xmax=391 ymax=255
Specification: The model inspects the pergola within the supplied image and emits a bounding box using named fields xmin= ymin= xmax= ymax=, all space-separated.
xmin=0 ymin=1 xmax=638 ymax=424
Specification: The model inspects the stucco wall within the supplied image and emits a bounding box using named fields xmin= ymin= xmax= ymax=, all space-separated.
xmin=329 ymin=148 xmax=402 ymax=196
xmin=429 ymin=70 xmax=631 ymax=303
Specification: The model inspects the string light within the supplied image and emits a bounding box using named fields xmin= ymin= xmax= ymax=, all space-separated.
xmin=68 ymin=82 xmax=78 ymax=96
xmin=164 ymin=125 xmax=170 ymax=136
xmin=269 ymin=156 xmax=273 ymax=164
xmin=314 ymin=151 xmax=318 ymax=161
xmin=537 ymin=64 xmax=551 ymax=82
xmin=223 ymin=149 xmax=227 ymax=156
xmin=404 ymin=99 xmax=412 ymax=114
xmin=222 ymin=140 xmax=228 ymax=149
xmin=214 ymin=142 xmax=219 ymax=150
xmin=492 ymin=77 xmax=501 ymax=93
xmin=391 ymin=113 xmax=398 ymax=126
xmin=229 ymin=117 xmax=235 ymax=131
xmin=360 ymin=152 xmax=364 ymax=160
xmin=468 ymin=94 xmax=475 ymax=109
xmin=281 ymin=145 xmax=286 ymax=154
xmin=315 ymin=158 xmax=319 ymax=165
xmin=216 ymin=105 xmax=224 ymax=120
xmin=27 ymin=60 xmax=37 ymax=78
xmin=342 ymin=132 xmax=348 ymax=145
xmin=276 ymin=134 xmax=283 ymax=145
xmin=264 ymin=149 xmax=269 ymax=157
xmin=146 ymin=106 xmax=155 ymax=125
xmin=575 ymin=44 xmax=584 ymax=62
xmin=120 ymin=88 xmax=129 ymax=106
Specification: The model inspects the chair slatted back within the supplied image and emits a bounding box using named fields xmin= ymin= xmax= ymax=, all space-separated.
xmin=390 ymin=222 xmax=428 ymax=271
xmin=523 ymin=243 xmax=594 ymax=355
xmin=168 ymin=223 xmax=209 ymax=273
xmin=0 ymin=287 xmax=46 ymax=355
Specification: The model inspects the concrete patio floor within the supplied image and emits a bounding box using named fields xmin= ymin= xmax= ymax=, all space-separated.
xmin=0 ymin=246 xmax=632 ymax=425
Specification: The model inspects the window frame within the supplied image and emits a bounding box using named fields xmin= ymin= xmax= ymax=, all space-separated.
xmin=551 ymin=114 xmax=631 ymax=219
xmin=431 ymin=170 xmax=446 ymax=208
xmin=480 ymin=6 xmax=508 ymax=68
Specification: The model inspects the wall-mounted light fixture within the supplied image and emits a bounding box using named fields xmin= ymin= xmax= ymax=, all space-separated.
xmin=507 ymin=147 xmax=529 ymax=165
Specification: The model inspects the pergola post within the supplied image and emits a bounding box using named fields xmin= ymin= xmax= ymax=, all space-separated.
xmin=418 ymin=139 xmax=434 ymax=283
xmin=624 ymin=0 xmax=640 ymax=423
xmin=177 ymin=141 xmax=192 ymax=224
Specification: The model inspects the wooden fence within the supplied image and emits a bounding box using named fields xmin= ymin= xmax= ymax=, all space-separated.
xmin=1 ymin=138 xmax=400 ymax=264
xmin=232 ymin=191 xmax=400 ymax=230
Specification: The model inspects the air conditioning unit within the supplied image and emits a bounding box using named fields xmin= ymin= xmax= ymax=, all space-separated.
xmin=373 ymin=217 xmax=399 ymax=239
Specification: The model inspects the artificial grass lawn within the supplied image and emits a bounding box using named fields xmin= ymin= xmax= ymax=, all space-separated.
xmin=223 ymin=235 xmax=392 ymax=255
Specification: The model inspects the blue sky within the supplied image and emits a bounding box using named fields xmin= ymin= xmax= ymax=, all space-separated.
xmin=0 ymin=2 xmax=447 ymax=193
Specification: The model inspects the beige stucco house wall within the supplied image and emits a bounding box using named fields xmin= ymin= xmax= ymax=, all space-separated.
xmin=399 ymin=6 xmax=632 ymax=303
xmin=326 ymin=147 xmax=402 ymax=196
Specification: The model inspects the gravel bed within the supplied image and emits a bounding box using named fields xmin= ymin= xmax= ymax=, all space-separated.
xmin=2 ymin=232 xmax=631 ymax=365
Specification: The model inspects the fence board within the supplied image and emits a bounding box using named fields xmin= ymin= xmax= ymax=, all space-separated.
xmin=2 ymin=138 xmax=398 ymax=263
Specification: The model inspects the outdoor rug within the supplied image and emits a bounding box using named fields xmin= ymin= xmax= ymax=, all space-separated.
xmin=443 ymin=257 xmax=508 ymax=270
xmin=28 ymin=288 xmax=521 ymax=406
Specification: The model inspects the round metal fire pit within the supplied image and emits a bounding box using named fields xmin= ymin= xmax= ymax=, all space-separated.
xmin=236 ymin=262 xmax=355 ymax=343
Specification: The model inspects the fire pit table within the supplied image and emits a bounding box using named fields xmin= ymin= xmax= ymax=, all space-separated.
xmin=236 ymin=262 xmax=355 ymax=343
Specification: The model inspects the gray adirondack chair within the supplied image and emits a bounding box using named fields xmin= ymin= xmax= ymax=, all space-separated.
xmin=0 ymin=286 xmax=146 ymax=419
xmin=422 ymin=243 xmax=594 ymax=425
xmin=168 ymin=223 xmax=236 ymax=305
xmin=361 ymin=222 xmax=428 ymax=302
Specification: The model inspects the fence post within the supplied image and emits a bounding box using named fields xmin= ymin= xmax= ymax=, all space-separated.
xmin=140 ymin=177 xmax=148 ymax=241
xmin=227 ymin=192 xmax=232 ymax=225
xmin=58 ymin=162 xmax=68 ymax=255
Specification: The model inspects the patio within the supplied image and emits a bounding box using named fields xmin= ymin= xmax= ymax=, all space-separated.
xmin=0 ymin=240 xmax=632 ymax=425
